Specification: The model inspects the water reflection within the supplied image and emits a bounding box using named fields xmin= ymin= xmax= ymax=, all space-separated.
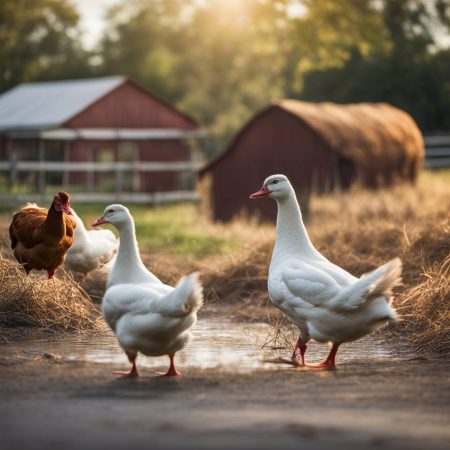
xmin=2 ymin=321 xmax=401 ymax=372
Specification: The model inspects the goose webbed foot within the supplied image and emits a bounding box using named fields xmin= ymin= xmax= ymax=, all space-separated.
xmin=114 ymin=363 xmax=139 ymax=378
xmin=155 ymin=354 xmax=181 ymax=377
xmin=291 ymin=337 xmax=307 ymax=366
xmin=307 ymin=343 xmax=340 ymax=370
xmin=114 ymin=352 xmax=139 ymax=377
xmin=264 ymin=337 xmax=308 ymax=367
xmin=265 ymin=357 xmax=303 ymax=367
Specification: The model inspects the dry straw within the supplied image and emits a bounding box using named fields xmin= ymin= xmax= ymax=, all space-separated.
xmin=397 ymin=255 xmax=450 ymax=354
xmin=0 ymin=253 xmax=102 ymax=332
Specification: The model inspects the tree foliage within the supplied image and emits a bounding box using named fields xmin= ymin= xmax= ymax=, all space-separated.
xmin=298 ymin=0 xmax=450 ymax=131
xmin=99 ymin=0 xmax=291 ymax=140
xmin=1 ymin=0 xmax=449 ymax=141
xmin=0 ymin=0 xmax=90 ymax=92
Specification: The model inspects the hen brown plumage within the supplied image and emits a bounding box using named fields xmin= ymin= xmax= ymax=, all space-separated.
xmin=9 ymin=192 xmax=77 ymax=278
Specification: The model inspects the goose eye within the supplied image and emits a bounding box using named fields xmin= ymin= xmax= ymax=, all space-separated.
xmin=272 ymin=180 xmax=279 ymax=185
xmin=108 ymin=209 xmax=114 ymax=214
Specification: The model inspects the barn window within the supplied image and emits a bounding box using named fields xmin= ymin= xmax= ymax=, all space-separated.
xmin=12 ymin=139 xmax=37 ymax=161
xmin=44 ymin=141 xmax=65 ymax=187
xmin=94 ymin=147 xmax=115 ymax=192
xmin=118 ymin=142 xmax=139 ymax=192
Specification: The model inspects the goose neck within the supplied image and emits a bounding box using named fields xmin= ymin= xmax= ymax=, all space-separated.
xmin=115 ymin=219 xmax=145 ymax=269
xmin=274 ymin=195 xmax=315 ymax=256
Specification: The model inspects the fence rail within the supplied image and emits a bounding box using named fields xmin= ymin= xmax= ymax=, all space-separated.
xmin=0 ymin=159 xmax=200 ymax=205
xmin=424 ymin=135 xmax=450 ymax=168
xmin=0 ymin=160 xmax=199 ymax=172
xmin=0 ymin=190 xmax=198 ymax=205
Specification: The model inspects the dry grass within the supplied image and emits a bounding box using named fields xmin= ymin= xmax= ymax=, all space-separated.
xmin=0 ymin=253 xmax=102 ymax=332
xmin=397 ymin=255 xmax=450 ymax=353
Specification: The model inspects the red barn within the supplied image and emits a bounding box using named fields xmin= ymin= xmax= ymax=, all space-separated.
xmin=0 ymin=76 xmax=204 ymax=203
xmin=198 ymin=100 xmax=424 ymax=222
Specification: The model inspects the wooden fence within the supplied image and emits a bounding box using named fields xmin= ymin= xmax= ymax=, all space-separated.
xmin=424 ymin=135 xmax=450 ymax=168
xmin=0 ymin=159 xmax=200 ymax=205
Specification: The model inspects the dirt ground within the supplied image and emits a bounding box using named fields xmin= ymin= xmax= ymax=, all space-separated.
xmin=1 ymin=318 xmax=449 ymax=450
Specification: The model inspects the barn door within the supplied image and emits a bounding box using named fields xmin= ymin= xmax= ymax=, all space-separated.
xmin=337 ymin=156 xmax=356 ymax=189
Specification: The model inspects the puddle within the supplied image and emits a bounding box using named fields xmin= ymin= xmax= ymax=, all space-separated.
xmin=1 ymin=320 xmax=404 ymax=372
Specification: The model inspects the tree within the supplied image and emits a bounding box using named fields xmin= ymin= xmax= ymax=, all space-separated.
xmin=286 ymin=0 xmax=390 ymax=94
xmin=99 ymin=0 xmax=187 ymax=102
xmin=99 ymin=0 xmax=291 ymax=146
xmin=0 ymin=0 xmax=90 ymax=93
xmin=175 ymin=0 xmax=290 ymax=141
xmin=296 ymin=0 xmax=450 ymax=132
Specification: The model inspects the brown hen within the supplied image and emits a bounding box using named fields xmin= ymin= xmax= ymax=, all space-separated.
xmin=9 ymin=192 xmax=77 ymax=278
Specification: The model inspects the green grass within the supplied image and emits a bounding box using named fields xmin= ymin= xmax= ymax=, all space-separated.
xmin=0 ymin=200 xmax=242 ymax=258
xmin=69 ymin=203 xmax=241 ymax=258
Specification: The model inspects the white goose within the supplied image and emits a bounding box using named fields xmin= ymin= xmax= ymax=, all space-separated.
xmin=92 ymin=204 xmax=203 ymax=377
xmin=63 ymin=208 xmax=118 ymax=276
xmin=250 ymin=174 xmax=401 ymax=369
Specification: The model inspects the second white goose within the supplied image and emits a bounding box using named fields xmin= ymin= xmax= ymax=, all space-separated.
xmin=64 ymin=208 xmax=118 ymax=276
xmin=92 ymin=204 xmax=203 ymax=377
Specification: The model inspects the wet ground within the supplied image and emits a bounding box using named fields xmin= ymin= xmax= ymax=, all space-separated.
xmin=1 ymin=320 xmax=449 ymax=450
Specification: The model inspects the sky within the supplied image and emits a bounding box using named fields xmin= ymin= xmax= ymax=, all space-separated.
xmin=70 ymin=0 xmax=307 ymax=50
xmin=70 ymin=0 xmax=121 ymax=50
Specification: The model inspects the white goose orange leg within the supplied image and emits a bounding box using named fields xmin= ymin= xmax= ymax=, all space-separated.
xmin=155 ymin=354 xmax=181 ymax=377
xmin=291 ymin=337 xmax=308 ymax=366
xmin=268 ymin=336 xmax=307 ymax=367
xmin=114 ymin=351 xmax=139 ymax=378
xmin=308 ymin=343 xmax=340 ymax=369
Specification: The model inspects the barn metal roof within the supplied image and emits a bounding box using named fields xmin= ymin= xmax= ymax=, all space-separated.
xmin=0 ymin=76 xmax=125 ymax=131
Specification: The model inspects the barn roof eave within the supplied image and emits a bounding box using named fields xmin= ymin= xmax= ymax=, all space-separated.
xmin=198 ymin=103 xmax=281 ymax=176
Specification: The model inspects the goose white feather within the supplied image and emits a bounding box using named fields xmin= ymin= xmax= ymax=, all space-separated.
xmin=93 ymin=204 xmax=203 ymax=377
xmin=63 ymin=209 xmax=118 ymax=275
xmin=251 ymin=174 xmax=402 ymax=368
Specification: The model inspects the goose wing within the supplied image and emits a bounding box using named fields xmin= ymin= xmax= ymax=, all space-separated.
xmin=281 ymin=262 xmax=342 ymax=309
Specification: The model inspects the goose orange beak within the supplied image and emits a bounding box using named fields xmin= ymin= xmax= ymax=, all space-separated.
xmin=92 ymin=216 xmax=108 ymax=227
xmin=250 ymin=186 xmax=272 ymax=199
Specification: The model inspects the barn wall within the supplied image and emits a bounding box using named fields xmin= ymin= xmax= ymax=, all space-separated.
xmin=137 ymin=140 xmax=190 ymax=192
xmin=64 ymin=82 xmax=196 ymax=130
xmin=68 ymin=140 xmax=115 ymax=187
xmin=206 ymin=108 xmax=335 ymax=222
xmin=63 ymin=81 xmax=196 ymax=192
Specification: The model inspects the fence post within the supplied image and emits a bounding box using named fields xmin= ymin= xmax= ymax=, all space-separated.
xmin=38 ymin=139 xmax=45 ymax=197
xmin=115 ymin=164 xmax=123 ymax=198
xmin=7 ymin=139 xmax=17 ymax=188
xmin=63 ymin=142 xmax=70 ymax=186
xmin=87 ymin=147 xmax=95 ymax=191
